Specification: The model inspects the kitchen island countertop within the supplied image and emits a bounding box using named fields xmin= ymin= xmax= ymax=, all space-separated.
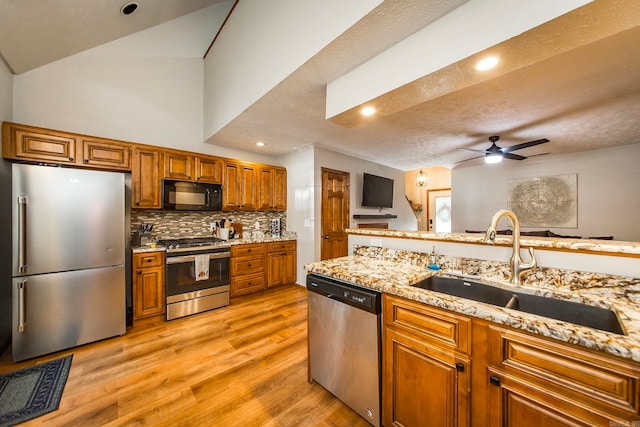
xmin=305 ymin=255 xmax=640 ymax=362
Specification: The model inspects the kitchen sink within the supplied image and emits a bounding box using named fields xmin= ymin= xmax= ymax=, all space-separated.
xmin=413 ymin=276 xmax=625 ymax=335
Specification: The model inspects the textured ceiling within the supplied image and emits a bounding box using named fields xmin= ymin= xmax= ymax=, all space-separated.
xmin=0 ymin=0 xmax=227 ymax=74
xmin=1 ymin=1 xmax=639 ymax=172
xmin=207 ymin=0 xmax=640 ymax=170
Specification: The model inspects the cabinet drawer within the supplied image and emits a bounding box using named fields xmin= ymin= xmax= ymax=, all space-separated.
xmin=134 ymin=251 xmax=164 ymax=269
xmin=231 ymin=256 xmax=264 ymax=275
xmin=383 ymin=294 xmax=470 ymax=354
xmin=268 ymin=241 xmax=296 ymax=253
xmin=232 ymin=243 xmax=265 ymax=257
xmin=231 ymin=273 xmax=266 ymax=297
xmin=488 ymin=325 xmax=640 ymax=416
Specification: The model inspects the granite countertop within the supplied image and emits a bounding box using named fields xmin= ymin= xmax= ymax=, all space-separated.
xmin=132 ymin=236 xmax=297 ymax=253
xmin=305 ymin=255 xmax=640 ymax=362
xmin=347 ymin=228 xmax=640 ymax=257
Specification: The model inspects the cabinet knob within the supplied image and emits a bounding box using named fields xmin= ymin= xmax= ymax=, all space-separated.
xmin=69 ymin=157 xmax=74 ymax=161
xmin=455 ymin=362 xmax=465 ymax=372
xmin=84 ymin=159 xmax=89 ymax=163
xmin=489 ymin=375 xmax=501 ymax=387
xmin=137 ymin=270 xmax=142 ymax=275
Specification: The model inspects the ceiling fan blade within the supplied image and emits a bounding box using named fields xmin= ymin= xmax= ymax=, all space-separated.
xmin=503 ymin=153 xmax=527 ymax=161
xmin=501 ymin=138 xmax=549 ymax=153
xmin=457 ymin=147 xmax=487 ymax=153
xmin=455 ymin=155 xmax=484 ymax=164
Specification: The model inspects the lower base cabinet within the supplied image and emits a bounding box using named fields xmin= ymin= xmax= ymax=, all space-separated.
xmin=230 ymin=243 xmax=267 ymax=297
xmin=267 ymin=240 xmax=297 ymax=287
xmin=133 ymin=251 xmax=165 ymax=320
xmin=382 ymin=294 xmax=640 ymax=426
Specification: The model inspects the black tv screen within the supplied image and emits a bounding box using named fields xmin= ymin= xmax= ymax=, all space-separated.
xmin=362 ymin=173 xmax=394 ymax=208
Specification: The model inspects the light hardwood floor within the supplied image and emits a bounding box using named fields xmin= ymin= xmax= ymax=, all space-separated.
xmin=0 ymin=284 xmax=370 ymax=426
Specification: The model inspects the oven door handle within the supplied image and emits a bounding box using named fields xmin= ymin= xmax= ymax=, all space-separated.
xmin=166 ymin=252 xmax=230 ymax=264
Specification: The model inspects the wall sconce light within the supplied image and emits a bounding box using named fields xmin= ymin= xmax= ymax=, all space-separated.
xmin=416 ymin=170 xmax=427 ymax=187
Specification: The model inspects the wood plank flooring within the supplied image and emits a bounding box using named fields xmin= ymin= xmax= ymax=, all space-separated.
xmin=0 ymin=284 xmax=371 ymax=426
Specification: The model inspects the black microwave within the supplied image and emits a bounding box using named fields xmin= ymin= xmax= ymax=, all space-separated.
xmin=162 ymin=180 xmax=222 ymax=211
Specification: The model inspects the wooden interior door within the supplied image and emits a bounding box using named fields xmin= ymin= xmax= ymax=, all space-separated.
xmin=321 ymin=168 xmax=350 ymax=260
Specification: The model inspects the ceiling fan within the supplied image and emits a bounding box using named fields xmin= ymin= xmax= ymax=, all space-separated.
xmin=457 ymin=135 xmax=550 ymax=164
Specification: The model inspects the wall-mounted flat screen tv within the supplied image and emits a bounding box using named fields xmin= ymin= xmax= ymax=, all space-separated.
xmin=361 ymin=173 xmax=394 ymax=208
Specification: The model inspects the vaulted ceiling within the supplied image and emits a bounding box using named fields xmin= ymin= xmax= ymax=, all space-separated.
xmin=1 ymin=0 xmax=639 ymax=171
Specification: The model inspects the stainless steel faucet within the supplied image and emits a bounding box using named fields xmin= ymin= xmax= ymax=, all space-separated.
xmin=484 ymin=209 xmax=537 ymax=285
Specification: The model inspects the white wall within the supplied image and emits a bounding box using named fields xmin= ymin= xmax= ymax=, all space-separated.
xmin=452 ymin=144 xmax=640 ymax=241
xmin=203 ymin=0 xmax=382 ymax=139
xmin=313 ymin=146 xmax=416 ymax=258
xmin=11 ymin=5 xmax=234 ymax=158
xmin=0 ymin=58 xmax=11 ymax=122
xmin=281 ymin=147 xmax=315 ymax=284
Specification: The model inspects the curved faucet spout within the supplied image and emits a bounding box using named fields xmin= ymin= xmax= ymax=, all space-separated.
xmin=484 ymin=209 xmax=537 ymax=285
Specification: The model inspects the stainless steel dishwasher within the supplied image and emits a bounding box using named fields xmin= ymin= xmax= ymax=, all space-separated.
xmin=306 ymin=273 xmax=381 ymax=427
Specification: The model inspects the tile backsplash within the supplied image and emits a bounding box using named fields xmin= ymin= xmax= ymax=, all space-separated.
xmin=131 ymin=210 xmax=286 ymax=240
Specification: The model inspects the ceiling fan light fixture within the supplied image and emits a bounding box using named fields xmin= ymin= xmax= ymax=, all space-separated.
xmin=485 ymin=153 xmax=503 ymax=164
xmin=416 ymin=169 xmax=427 ymax=187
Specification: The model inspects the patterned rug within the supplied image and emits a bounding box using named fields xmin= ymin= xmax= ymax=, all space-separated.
xmin=0 ymin=354 xmax=73 ymax=426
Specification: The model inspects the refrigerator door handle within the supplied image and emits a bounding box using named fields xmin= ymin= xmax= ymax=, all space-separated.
xmin=18 ymin=196 xmax=28 ymax=273
xmin=18 ymin=280 xmax=27 ymax=333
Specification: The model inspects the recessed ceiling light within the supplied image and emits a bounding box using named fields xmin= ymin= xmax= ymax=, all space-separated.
xmin=476 ymin=56 xmax=499 ymax=71
xmin=361 ymin=106 xmax=376 ymax=116
xmin=120 ymin=2 xmax=139 ymax=16
xmin=256 ymin=141 xmax=265 ymax=147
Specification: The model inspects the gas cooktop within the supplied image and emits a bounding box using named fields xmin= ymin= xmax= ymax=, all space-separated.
xmin=158 ymin=237 xmax=230 ymax=252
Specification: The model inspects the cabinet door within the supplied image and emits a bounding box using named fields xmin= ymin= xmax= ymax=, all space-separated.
xmin=195 ymin=155 xmax=223 ymax=183
xmin=268 ymin=251 xmax=296 ymax=287
xmin=132 ymin=147 xmax=161 ymax=209
xmin=82 ymin=139 xmax=131 ymax=170
xmin=240 ymin=163 xmax=258 ymax=210
xmin=258 ymin=167 xmax=273 ymax=210
xmin=223 ymin=161 xmax=242 ymax=209
xmin=133 ymin=265 xmax=165 ymax=319
xmin=163 ymin=150 xmax=193 ymax=180
xmin=486 ymin=372 xmax=626 ymax=427
xmin=272 ymin=167 xmax=287 ymax=210
xmin=13 ymin=126 xmax=77 ymax=164
xmin=383 ymin=328 xmax=470 ymax=427
xmin=258 ymin=167 xmax=287 ymax=211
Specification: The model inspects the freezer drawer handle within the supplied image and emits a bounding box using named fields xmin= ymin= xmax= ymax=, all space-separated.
xmin=18 ymin=280 xmax=27 ymax=333
xmin=18 ymin=196 xmax=28 ymax=273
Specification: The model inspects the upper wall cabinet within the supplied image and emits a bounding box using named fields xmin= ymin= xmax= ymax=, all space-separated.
xmin=3 ymin=122 xmax=286 ymax=212
xmin=258 ymin=166 xmax=287 ymax=211
xmin=132 ymin=146 xmax=161 ymax=209
xmin=163 ymin=150 xmax=223 ymax=184
xmin=2 ymin=122 xmax=131 ymax=171
xmin=223 ymin=160 xmax=258 ymax=211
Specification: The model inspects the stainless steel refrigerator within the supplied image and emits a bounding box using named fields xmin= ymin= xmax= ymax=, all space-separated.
xmin=12 ymin=163 xmax=127 ymax=361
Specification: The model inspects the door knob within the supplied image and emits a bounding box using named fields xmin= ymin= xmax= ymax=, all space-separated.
xmin=324 ymin=235 xmax=330 ymax=239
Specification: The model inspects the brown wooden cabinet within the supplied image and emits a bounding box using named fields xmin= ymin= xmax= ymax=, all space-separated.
xmin=267 ymin=240 xmax=297 ymax=287
xmin=3 ymin=122 xmax=78 ymax=164
xmin=258 ymin=166 xmax=287 ymax=211
xmin=132 ymin=146 xmax=161 ymax=209
xmin=223 ymin=161 xmax=258 ymax=210
xmin=383 ymin=294 xmax=471 ymax=427
xmin=163 ymin=150 xmax=194 ymax=181
xmin=485 ymin=324 xmax=640 ymax=426
xmin=133 ymin=251 xmax=165 ymax=320
xmin=81 ymin=138 xmax=131 ymax=170
xmin=382 ymin=295 xmax=640 ymax=427
xmin=195 ymin=155 xmax=223 ymax=183
xmin=230 ymin=243 xmax=266 ymax=297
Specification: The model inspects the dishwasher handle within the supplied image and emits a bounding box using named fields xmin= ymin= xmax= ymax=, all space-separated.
xmin=307 ymin=275 xmax=381 ymax=314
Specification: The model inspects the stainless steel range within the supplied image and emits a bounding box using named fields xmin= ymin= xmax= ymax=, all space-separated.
xmin=158 ymin=237 xmax=230 ymax=321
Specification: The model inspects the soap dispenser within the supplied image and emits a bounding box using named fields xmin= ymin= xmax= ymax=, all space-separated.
xmin=428 ymin=246 xmax=441 ymax=271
